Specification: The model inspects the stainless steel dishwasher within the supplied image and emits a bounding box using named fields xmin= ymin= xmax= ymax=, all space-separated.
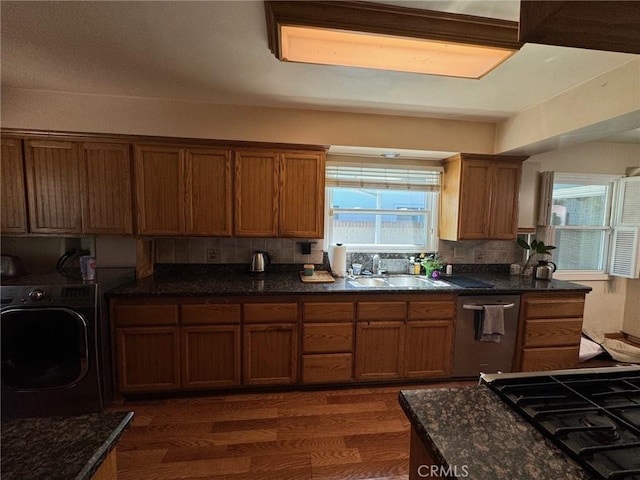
xmin=452 ymin=294 xmax=521 ymax=377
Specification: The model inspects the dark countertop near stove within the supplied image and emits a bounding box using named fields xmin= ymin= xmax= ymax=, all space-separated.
xmin=1 ymin=411 xmax=134 ymax=480
xmin=107 ymin=265 xmax=591 ymax=297
xmin=399 ymin=386 xmax=594 ymax=480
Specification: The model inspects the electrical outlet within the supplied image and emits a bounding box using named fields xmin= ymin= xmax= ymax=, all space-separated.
xmin=453 ymin=247 xmax=465 ymax=259
xmin=269 ymin=251 xmax=279 ymax=263
xmin=474 ymin=250 xmax=485 ymax=263
xmin=206 ymin=248 xmax=219 ymax=263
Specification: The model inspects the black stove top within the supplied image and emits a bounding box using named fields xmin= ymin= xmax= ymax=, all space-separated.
xmin=484 ymin=367 xmax=640 ymax=480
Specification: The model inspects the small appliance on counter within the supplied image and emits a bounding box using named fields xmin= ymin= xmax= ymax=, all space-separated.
xmin=535 ymin=260 xmax=557 ymax=280
xmin=0 ymin=255 xmax=22 ymax=280
xmin=250 ymin=251 xmax=270 ymax=273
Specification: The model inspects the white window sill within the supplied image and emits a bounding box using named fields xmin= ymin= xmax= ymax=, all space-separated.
xmin=553 ymin=272 xmax=612 ymax=282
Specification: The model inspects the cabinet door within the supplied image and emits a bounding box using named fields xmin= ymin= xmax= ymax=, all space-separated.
xmin=458 ymin=159 xmax=490 ymax=240
xmin=0 ymin=138 xmax=27 ymax=233
xmin=182 ymin=325 xmax=241 ymax=388
xmin=243 ymin=323 xmax=298 ymax=385
xmin=404 ymin=321 xmax=453 ymax=378
xmin=24 ymin=140 xmax=82 ymax=233
xmin=279 ymin=151 xmax=325 ymax=238
xmin=80 ymin=142 xmax=133 ymax=234
xmin=135 ymin=145 xmax=185 ymax=235
xmin=116 ymin=327 xmax=180 ymax=393
xmin=355 ymin=321 xmax=404 ymax=380
xmin=186 ymin=148 xmax=232 ymax=236
xmin=488 ymin=162 xmax=521 ymax=239
xmin=234 ymin=150 xmax=278 ymax=237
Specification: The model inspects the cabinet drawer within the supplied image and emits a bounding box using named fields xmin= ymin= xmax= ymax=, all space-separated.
xmin=523 ymin=296 xmax=585 ymax=319
xmin=408 ymin=300 xmax=455 ymax=320
xmin=357 ymin=302 xmax=406 ymax=321
xmin=114 ymin=304 xmax=178 ymax=327
xmin=520 ymin=346 xmax=580 ymax=372
xmin=243 ymin=303 xmax=298 ymax=323
xmin=303 ymin=302 xmax=354 ymax=322
xmin=524 ymin=319 xmax=583 ymax=347
xmin=302 ymin=353 xmax=352 ymax=384
xmin=181 ymin=304 xmax=241 ymax=325
xmin=303 ymin=323 xmax=353 ymax=353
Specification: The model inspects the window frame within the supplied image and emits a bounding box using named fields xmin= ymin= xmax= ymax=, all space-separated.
xmin=323 ymin=162 xmax=441 ymax=253
xmin=549 ymin=172 xmax=620 ymax=279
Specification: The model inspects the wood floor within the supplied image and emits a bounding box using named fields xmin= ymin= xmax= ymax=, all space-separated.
xmin=109 ymin=381 xmax=474 ymax=480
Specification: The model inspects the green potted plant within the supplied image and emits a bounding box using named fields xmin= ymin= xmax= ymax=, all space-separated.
xmin=420 ymin=253 xmax=446 ymax=278
xmin=517 ymin=238 xmax=556 ymax=274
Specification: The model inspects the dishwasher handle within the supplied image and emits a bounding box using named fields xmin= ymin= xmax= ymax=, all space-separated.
xmin=462 ymin=303 xmax=515 ymax=311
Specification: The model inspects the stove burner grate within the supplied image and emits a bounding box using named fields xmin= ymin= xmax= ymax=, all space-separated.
xmin=486 ymin=369 xmax=640 ymax=480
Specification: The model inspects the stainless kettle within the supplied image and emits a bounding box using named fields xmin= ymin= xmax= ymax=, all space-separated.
xmin=250 ymin=251 xmax=270 ymax=273
xmin=535 ymin=260 xmax=557 ymax=280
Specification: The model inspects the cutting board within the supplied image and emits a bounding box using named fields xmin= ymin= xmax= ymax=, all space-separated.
xmin=299 ymin=271 xmax=335 ymax=283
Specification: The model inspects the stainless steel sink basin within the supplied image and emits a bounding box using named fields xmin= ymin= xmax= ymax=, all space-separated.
xmin=386 ymin=276 xmax=431 ymax=287
xmin=347 ymin=275 xmax=451 ymax=288
xmin=348 ymin=277 xmax=388 ymax=287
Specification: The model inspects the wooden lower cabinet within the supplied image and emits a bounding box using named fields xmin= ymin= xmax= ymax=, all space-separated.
xmin=404 ymin=321 xmax=453 ymax=378
xmin=354 ymin=295 xmax=455 ymax=382
xmin=113 ymin=300 xmax=241 ymax=393
xmin=355 ymin=321 xmax=404 ymax=380
xmin=515 ymin=293 xmax=586 ymax=372
xmin=301 ymin=299 xmax=355 ymax=384
xmin=243 ymin=323 xmax=298 ymax=385
xmin=112 ymin=294 xmax=460 ymax=395
xmin=182 ymin=325 xmax=241 ymax=388
xmin=117 ymin=327 xmax=181 ymax=393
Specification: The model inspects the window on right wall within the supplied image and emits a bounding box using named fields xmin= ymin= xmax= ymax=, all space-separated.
xmin=550 ymin=173 xmax=617 ymax=272
xmin=541 ymin=172 xmax=640 ymax=280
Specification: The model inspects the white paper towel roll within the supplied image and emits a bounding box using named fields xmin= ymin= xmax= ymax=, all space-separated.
xmin=329 ymin=244 xmax=347 ymax=277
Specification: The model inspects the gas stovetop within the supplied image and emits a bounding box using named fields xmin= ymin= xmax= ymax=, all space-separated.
xmin=482 ymin=366 xmax=640 ymax=480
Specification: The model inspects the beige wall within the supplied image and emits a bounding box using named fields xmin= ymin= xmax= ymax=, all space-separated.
xmin=580 ymin=279 xmax=629 ymax=334
xmin=495 ymin=59 xmax=640 ymax=155
xmin=623 ymin=280 xmax=640 ymax=338
xmin=1 ymin=87 xmax=496 ymax=154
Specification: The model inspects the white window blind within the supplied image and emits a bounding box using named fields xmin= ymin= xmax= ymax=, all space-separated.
xmin=609 ymin=177 xmax=640 ymax=279
xmin=326 ymin=164 xmax=441 ymax=191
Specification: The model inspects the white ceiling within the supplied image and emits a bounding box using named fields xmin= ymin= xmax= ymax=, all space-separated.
xmin=1 ymin=1 xmax=638 ymax=149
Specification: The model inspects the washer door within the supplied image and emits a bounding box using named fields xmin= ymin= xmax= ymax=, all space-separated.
xmin=1 ymin=308 xmax=89 ymax=390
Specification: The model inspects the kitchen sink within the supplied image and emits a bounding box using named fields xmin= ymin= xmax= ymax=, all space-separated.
xmin=386 ymin=276 xmax=432 ymax=287
xmin=348 ymin=277 xmax=388 ymax=287
xmin=347 ymin=275 xmax=451 ymax=288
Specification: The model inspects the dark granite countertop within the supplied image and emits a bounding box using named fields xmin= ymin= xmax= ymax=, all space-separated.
xmin=399 ymin=386 xmax=594 ymax=480
xmin=1 ymin=411 xmax=134 ymax=480
xmin=107 ymin=268 xmax=591 ymax=297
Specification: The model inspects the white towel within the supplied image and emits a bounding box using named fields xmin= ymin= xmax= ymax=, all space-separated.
xmin=481 ymin=305 xmax=505 ymax=343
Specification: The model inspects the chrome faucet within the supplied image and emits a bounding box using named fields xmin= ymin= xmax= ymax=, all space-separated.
xmin=372 ymin=254 xmax=380 ymax=275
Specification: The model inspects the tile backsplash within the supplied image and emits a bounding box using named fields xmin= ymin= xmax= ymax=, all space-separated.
xmin=155 ymin=237 xmax=522 ymax=270
xmin=155 ymin=238 xmax=324 ymax=265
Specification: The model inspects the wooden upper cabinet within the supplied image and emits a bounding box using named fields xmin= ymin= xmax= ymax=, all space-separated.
xmin=489 ymin=162 xmax=522 ymax=239
xmin=135 ymin=145 xmax=233 ymax=236
xmin=234 ymin=150 xmax=279 ymax=237
xmin=279 ymin=151 xmax=325 ymax=238
xmin=80 ymin=142 xmax=134 ymax=234
xmin=1 ymin=138 xmax=27 ymax=233
xmin=185 ymin=148 xmax=232 ymax=236
xmin=135 ymin=145 xmax=185 ymax=235
xmin=440 ymin=153 xmax=526 ymax=241
xmin=24 ymin=140 xmax=82 ymax=234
